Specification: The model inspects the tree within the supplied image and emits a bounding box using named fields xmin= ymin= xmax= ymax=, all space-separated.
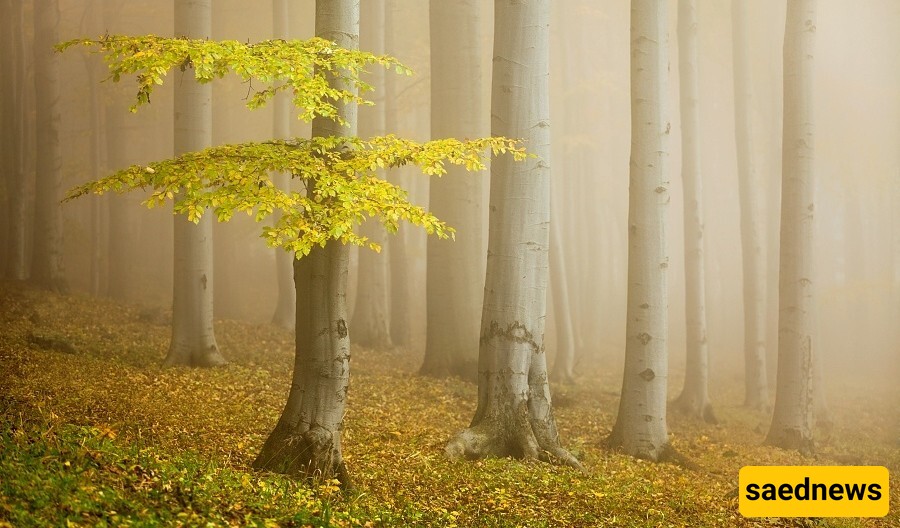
xmin=671 ymin=0 xmax=715 ymax=423
xmin=32 ymin=0 xmax=67 ymax=292
xmin=766 ymin=0 xmax=818 ymax=452
xmin=445 ymin=0 xmax=580 ymax=469
xmin=606 ymin=0 xmax=672 ymax=461
xmin=731 ymin=0 xmax=770 ymax=411
xmin=549 ymin=214 xmax=576 ymax=384
xmin=420 ymin=0 xmax=485 ymax=378
xmin=352 ymin=0 xmax=393 ymax=349
xmin=270 ymin=0 xmax=297 ymax=331
xmin=165 ymin=0 xmax=224 ymax=368
xmin=1 ymin=0 xmax=29 ymax=281
xmin=62 ymin=28 xmax=524 ymax=486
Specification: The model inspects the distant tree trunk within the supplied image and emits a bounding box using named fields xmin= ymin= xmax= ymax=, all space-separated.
xmin=1 ymin=0 xmax=29 ymax=281
xmin=607 ymin=0 xmax=672 ymax=461
xmin=253 ymin=0 xmax=357 ymax=487
xmin=549 ymin=214 xmax=576 ymax=384
xmin=85 ymin=37 xmax=109 ymax=297
xmin=420 ymin=0 xmax=484 ymax=378
xmin=672 ymin=0 xmax=714 ymax=423
xmin=352 ymin=0 xmax=393 ymax=349
xmin=31 ymin=0 xmax=67 ymax=292
xmin=270 ymin=0 xmax=296 ymax=331
xmin=446 ymin=0 xmax=580 ymax=469
xmin=165 ymin=0 xmax=225 ymax=368
xmin=731 ymin=0 xmax=769 ymax=411
xmin=766 ymin=0 xmax=817 ymax=452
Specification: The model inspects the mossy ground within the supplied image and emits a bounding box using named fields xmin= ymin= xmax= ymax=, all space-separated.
xmin=1 ymin=281 xmax=897 ymax=527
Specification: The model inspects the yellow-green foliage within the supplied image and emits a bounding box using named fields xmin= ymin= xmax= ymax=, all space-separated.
xmin=2 ymin=283 xmax=898 ymax=527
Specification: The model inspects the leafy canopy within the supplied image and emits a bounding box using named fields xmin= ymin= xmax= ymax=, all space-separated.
xmin=61 ymin=35 xmax=526 ymax=256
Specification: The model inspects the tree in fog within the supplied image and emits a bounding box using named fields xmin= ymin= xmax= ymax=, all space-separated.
xmin=166 ymin=0 xmax=225 ymax=368
xmin=731 ymin=0 xmax=769 ymax=411
xmin=1 ymin=0 xmax=29 ymax=281
xmin=607 ymin=0 xmax=672 ymax=461
xmin=671 ymin=0 xmax=715 ymax=423
xmin=548 ymin=213 xmax=576 ymax=384
xmin=352 ymin=0 xmax=393 ymax=349
xmin=63 ymin=12 xmax=523 ymax=485
xmin=766 ymin=0 xmax=818 ymax=452
xmin=446 ymin=0 xmax=580 ymax=469
xmin=420 ymin=0 xmax=484 ymax=378
xmin=32 ymin=0 xmax=67 ymax=292
xmin=269 ymin=0 xmax=297 ymax=331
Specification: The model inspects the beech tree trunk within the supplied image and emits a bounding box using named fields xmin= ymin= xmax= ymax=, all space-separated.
xmin=446 ymin=0 xmax=579 ymax=469
xmin=731 ymin=0 xmax=769 ymax=411
xmin=254 ymin=0 xmax=357 ymax=486
xmin=672 ymin=0 xmax=715 ymax=423
xmin=2 ymin=0 xmax=29 ymax=281
xmin=165 ymin=0 xmax=225 ymax=368
xmin=352 ymin=0 xmax=393 ymax=349
xmin=270 ymin=0 xmax=296 ymax=331
xmin=766 ymin=0 xmax=817 ymax=452
xmin=549 ymin=214 xmax=576 ymax=384
xmin=31 ymin=0 xmax=67 ymax=292
xmin=420 ymin=0 xmax=484 ymax=378
xmin=607 ymin=0 xmax=672 ymax=461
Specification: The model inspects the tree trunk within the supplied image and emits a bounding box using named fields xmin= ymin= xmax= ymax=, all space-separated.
xmin=254 ymin=0 xmax=357 ymax=487
xmin=607 ymin=0 xmax=672 ymax=461
xmin=31 ymin=0 xmax=67 ymax=293
xmin=766 ymin=0 xmax=817 ymax=453
xmin=446 ymin=0 xmax=580 ymax=470
xmin=549 ymin=214 xmax=576 ymax=384
xmin=671 ymin=0 xmax=715 ymax=424
xmin=270 ymin=0 xmax=296 ymax=331
xmin=352 ymin=0 xmax=393 ymax=349
xmin=165 ymin=0 xmax=225 ymax=368
xmin=420 ymin=0 xmax=484 ymax=379
xmin=731 ymin=0 xmax=769 ymax=411
xmin=2 ymin=0 xmax=29 ymax=281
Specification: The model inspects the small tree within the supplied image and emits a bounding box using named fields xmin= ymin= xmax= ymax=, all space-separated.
xmin=61 ymin=34 xmax=525 ymax=485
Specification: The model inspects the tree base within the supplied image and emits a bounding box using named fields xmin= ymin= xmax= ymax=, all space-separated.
xmin=671 ymin=393 xmax=718 ymax=424
xmin=253 ymin=424 xmax=351 ymax=488
xmin=446 ymin=414 xmax=583 ymax=471
xmin=163 ymin=344 xmax=227 ymax=368
xmin=766 ymin=427 xmax=815 ymax=456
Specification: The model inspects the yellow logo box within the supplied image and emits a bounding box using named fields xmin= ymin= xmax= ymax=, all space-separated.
xmin=739 ymin=466 xmax=890 ymax=518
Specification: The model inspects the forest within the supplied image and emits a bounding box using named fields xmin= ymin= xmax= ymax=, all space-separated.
xmin=1 ymin=0 xmax=898 ymax=526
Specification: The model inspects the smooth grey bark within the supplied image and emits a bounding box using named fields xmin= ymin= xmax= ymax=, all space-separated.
xmin=253 ymin=0 xmax=357 ymax=486
xmin=352 ymin=0 xmax=393 ymax=349
xmin=607 ymin=0 xmax=672 ymax=461
xmin=165 ymin=0 xmax=225 ymax=368
xmin=672 ymin=0 xmax=715 ymax=424
xmin=420 ymin=0 xmax=484 ymax=378
xmin=766 ymin=0 xmax=817 ymax=452
xmin=731 ymin=0 xmax=769 ymax=411
xmin=31 ymin=0 xmax=67 ymax=293
xmin=2 ymin=0 xmax=29 ymax=281
xmin=270 ymin=0 xmax=296 ymax=331
xmin=446 ymin=0 xmax=580 ymax=469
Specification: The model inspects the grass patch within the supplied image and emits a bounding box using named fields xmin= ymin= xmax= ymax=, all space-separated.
xmin=0 ymin=281 xmax=897 ymax=527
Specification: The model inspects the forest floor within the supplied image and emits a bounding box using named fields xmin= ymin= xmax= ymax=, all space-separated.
xmin=1 ymin=281 xmax=898 ymax=527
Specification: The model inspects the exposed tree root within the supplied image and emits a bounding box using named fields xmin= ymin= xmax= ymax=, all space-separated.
xmin=253 ymin=423 xmax=351 ymax=488
xmin=671 ymin=393 xmax=718 ymax=424
xmin=163 ymin=344 xmax=226 ymax=368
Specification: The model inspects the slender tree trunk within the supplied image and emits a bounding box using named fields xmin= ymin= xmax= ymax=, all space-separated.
xmin=607 ymin=0 xmax=672 ymax=461
xmin=672 ymin=0 xmax=715 ymax=423
xmin=420 ymin=0 xmax=484 ymax=378
xmin=2 ymin=0 xmax=29 ymax=281
xmin=254 ymin=0 xmax=357 ymax=487
xmin=446 ymin=0 xmax=580 ymax=470
xmin=31 ymin=0 xmax=67 ymax=292
xmin=549 ymin=214 xmax=576 ymax=384
xmin=86 ymin=46 xmax=109 ymax=297
xmin=731 ymin=0 xmax=769 ymax=411
xmin=766 ymin=0 xmax=817 ymax=453
xmin=165 ymin=0 xmax=225 ymax=368
xmin=352 ymin=0 xmax=393 ymax=349
xmin=270 ymin=0 xmax=296 ymax=331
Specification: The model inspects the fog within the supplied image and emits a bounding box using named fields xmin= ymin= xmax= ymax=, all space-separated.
xmin=4 ymin=0 xmax=899 ymax=408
